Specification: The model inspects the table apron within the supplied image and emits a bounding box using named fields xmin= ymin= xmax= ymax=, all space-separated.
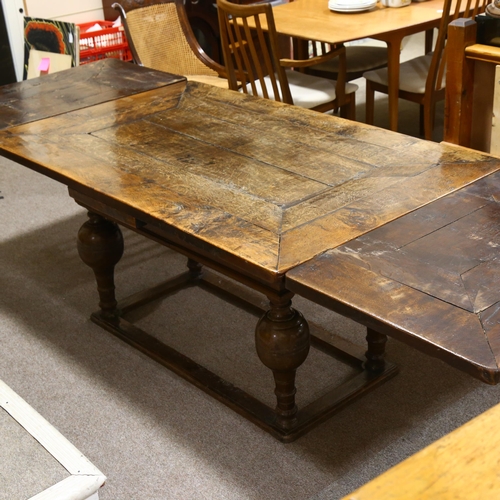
xmin=69 ymin=188 xmax=290 ymax=302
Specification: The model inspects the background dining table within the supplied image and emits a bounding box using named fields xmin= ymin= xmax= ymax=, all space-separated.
xmin=252 ymin=0 xmax=448 ymax=131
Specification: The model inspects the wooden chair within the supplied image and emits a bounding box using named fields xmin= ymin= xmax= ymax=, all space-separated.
xmin=216 ymin=0 xmax=358 ymax=117
xmin=363 ymin=0 xmax=487 ymax=140
xmin=112 ymin=0 xmax=228 ymax=88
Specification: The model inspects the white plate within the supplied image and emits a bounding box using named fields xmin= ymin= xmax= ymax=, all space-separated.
xmin=330 ymin=0 xmax=375 ymax=5
xmin=328 ymin=3 xmax=376 ymax=11
xmin=329 ymin=0 xmax=376 ymax=9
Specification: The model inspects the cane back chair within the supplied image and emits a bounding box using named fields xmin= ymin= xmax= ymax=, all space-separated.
xmin=112 ymin=0 xmax=228 ymax=88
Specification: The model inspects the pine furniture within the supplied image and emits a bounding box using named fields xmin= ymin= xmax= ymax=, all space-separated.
xmin=342 ymin=402 xmax=500 ymax=499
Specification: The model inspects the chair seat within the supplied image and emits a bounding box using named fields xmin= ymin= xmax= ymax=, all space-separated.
xmin=364 ymin=53 xmax=444 ymax=94
xmin=187 ymin=75 xmax=229 ymax=88
xmin=312 ymin=46 xmax=388 ymax=76
xmin=244 ymin=69 xmax=358 ymax=109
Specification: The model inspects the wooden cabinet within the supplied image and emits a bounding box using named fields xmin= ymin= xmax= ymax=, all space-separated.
xmin=182 ymin=0 xmax=264 ymax=62
xmin=183 ymin=0 xmax=222 ymax=61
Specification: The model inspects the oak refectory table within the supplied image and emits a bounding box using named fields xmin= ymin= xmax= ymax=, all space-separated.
xmin=2 ymin=59 xmax=500 ymax=441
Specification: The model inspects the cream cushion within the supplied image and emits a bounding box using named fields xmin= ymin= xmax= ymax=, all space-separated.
xmin=364 ymin=53 xmax=445 ymax=94
xmin=243 ymin=69 xmax=358 ymax=109
xmin=187 ymin=75 xmax=229 ymax=88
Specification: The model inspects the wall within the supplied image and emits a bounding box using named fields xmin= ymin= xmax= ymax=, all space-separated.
xmin=24 ymin=0 xmax=104 ymax=24
xmin=2 ymin=0 xmax=106 ymax=82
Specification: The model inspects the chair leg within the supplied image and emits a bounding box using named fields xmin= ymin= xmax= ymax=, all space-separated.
xmin=423 ymin=102 xmax=435 ymax=141
xmin=340 ymin=93 xmax=356 ymax=120
xmin=365 ymin=80 xmax=375 ymax=125
xmin=419 ymin=104 xmax=425 ymax=137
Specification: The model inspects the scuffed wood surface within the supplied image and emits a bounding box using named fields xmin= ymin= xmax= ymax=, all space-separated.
xmin=287 ymin=173 xmax=500 ymax=382
xmin=0 ymin=58 xmax=184 ymax=130
xmin=1 ymin=61 xmax=500 ymax=284
xmin=343 ymin=402 xmax=500 ymax=499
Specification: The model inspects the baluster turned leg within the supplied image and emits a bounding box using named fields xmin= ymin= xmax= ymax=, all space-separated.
xmin=77 ymin=212 xmax=124 ymax=317
xmin=365 ymin=328 xmax=387 ymax=372
xmin=255 ymin=296 xmax=310 ymax=430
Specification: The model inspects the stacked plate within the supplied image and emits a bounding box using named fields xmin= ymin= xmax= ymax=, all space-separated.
xmin=328 ymin=0 xmax=377 ymax=12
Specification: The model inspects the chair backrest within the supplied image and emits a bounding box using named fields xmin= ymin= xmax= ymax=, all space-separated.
xmin=428 ymin=0 xmax=487 ymax=95
xmin=216 ymin=0 xmax=293 ymax=104
xmin=113 ymin=0 xmax=221 ymax=77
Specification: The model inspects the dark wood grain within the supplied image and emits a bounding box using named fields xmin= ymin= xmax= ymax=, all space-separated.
xmin=287 ymin=173 xmax=500 ymax=383
xmin=1 ymin=70 xmax=498 ymax=281
xmin=0 ymin=58 xmax=184 ymax=131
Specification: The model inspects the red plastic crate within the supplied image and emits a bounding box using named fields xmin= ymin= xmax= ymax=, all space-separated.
xmin=78 ymin=20 xmax=132 ymax=65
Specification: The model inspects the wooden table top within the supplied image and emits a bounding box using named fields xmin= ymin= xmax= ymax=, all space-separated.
xmin=343 ymin=402 xmax=500 ymax=499
xmin=287 ymin=171 xmax=500 ymax=382
xmin=256 ymin=0 xmax=446 ymax=44
xmin=1 ymin=60 xmax=499 ymax=287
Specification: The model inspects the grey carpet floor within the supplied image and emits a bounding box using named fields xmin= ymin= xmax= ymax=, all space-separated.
xmin=1 ymin=34 xmax=496 ymax=500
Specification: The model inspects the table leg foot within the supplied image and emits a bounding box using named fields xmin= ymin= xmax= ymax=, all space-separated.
xmin=255 ymin=296 xmax=310 ymax=430
xmin=77 ymin=211 xmax=124 ymax=317
xmin=187 ymin=258 xmax=203 ymax=280
xmin=364 ymin=328 xmax=387 ymax=372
